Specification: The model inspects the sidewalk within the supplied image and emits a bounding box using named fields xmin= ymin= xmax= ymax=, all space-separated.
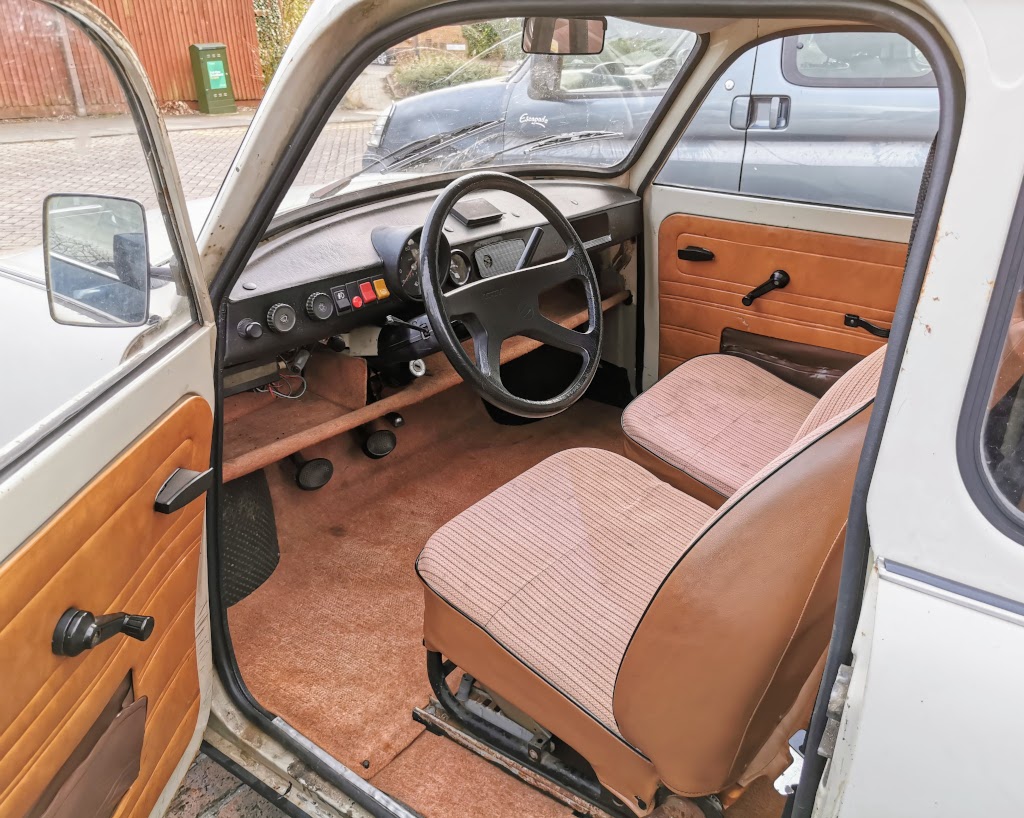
xmin=0 ymin=67 xmax=392 ymax=253
xmin=0 ymin=107 xmax=376 ymax=145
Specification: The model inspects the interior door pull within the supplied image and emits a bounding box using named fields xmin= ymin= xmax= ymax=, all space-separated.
xmin=678 ymin=245 xmax=715 ymax=262
xmin=154 ymin=467 xmax=212 ymax=514
xmin=53 ymin=609 xmax=155 ymax=657
xmin=844 ymin=314 xmax=891 ymax=338
xmin=742 ymin=270 xmax=790 ymax=306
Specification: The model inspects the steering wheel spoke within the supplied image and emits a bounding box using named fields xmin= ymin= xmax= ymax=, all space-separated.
xmin=525 ymin=315 xmax=598 ymax=362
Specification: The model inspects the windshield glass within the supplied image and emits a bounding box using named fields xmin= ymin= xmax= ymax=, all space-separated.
xmin=279 ymin=17 xmax=696 ymax=214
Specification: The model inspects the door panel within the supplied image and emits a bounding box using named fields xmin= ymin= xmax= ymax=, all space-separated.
xmin=0 ymin=396 xmax=212 ymax=818
xmin=656 ymin=213 xmax=906 ymax=376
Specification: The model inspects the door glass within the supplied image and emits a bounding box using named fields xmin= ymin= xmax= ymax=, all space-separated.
xmin=0 ymin=0 xmax=197 ymax=464
xmin=278 ymin=17 xmax=698 ymax=214
xmin=979 ymin=280 xmax=1024 ymax=511
xmin=782 ymin=32 xmax=936 ymax=87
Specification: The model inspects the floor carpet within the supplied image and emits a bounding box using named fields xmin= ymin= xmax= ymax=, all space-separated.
xmin=228 ymin=386 xmax=624 ymax=778
xmin=228 ymin=384 xmax=785 ymax=818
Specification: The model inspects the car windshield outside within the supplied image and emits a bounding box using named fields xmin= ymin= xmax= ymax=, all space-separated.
xmin=277 ymin=17 xmax=697 ymax=213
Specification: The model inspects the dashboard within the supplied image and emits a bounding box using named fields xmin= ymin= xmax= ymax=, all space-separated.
xmin=224 ymin=181 xmax=642 ymax=369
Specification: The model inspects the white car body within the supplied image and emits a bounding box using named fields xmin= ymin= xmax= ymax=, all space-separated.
xmin=2 ymin=2 xmax=1024 ymax=818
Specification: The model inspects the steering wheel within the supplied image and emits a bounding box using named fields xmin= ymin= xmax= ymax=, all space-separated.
xmin=419 ymin=172 xmax=603 ymax=419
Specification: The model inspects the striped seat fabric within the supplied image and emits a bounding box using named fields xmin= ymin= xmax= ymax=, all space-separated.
xmin=417 ymin=447 xmax=715 ymax=733
xmin=622 ymin=347 xmax=886 ymax=501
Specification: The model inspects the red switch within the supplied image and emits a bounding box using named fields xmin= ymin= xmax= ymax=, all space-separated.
xmin=352 ymin=295 xmax=364 ymax=309
xmin=359 ymin=281 xmax=377 ymax=304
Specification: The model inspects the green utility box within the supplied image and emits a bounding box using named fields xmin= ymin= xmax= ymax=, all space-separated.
xmin=189 ymin=43 xmax=237 ymax=114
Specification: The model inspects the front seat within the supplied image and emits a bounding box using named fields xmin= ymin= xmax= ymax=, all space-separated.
xmin=621 ymin=348 xmax=885 ymax=507
xmin=416 ymin=347 xmax=884 ymax=813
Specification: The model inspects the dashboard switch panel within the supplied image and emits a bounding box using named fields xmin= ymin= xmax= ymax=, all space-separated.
xmin=359 ymin=281 xmax=377 ymax=304
xmin=306 ymin=292 xmax=334 ymax=321
xmin=331 ymin=286 xmax=352 ymax=313
xmin=267 ymin=303 xmax=297 ymax=333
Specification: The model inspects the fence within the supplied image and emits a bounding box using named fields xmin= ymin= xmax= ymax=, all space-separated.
xmin=0 ymin=0 xmax=264 ymax=120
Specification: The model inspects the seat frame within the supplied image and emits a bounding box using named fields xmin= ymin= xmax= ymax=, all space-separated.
xmin=422 ymin=651 xmax=723 ymax=818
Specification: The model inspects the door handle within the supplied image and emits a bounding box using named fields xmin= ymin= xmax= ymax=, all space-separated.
xmin=742 ymin=270 xmax=790 ymax=306
xmin=844 ymin=314 xmax=891 ymax=338
xmin=730 ymin=96 xmax=752 ymax=130
xmin=154 ymin=467 xmax=212 ymax=514
xmin=749 ymin=95 xmax=791 ymax=130
xmin=678 ymin=245 xmax=715 ymax=262
xmin=53 ymin=608 xmax=155 ymax=657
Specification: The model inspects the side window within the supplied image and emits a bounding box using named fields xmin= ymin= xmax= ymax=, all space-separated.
xmin=977 ymin=281 xmax=1024 ymax=513
xmin=0 ymin=0 xmax=196 ymax=463
xmin=656 ymin=31 xmax=939 ymax=214
xmin=782 ymin=32 xmax=935 ymax=88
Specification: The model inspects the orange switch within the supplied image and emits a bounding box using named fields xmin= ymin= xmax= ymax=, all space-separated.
xmin=372 ymin=278 xmax=391 ymax=300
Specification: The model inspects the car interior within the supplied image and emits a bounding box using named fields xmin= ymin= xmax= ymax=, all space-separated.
xmin=212 ymin=13 xmax=945 ymax=818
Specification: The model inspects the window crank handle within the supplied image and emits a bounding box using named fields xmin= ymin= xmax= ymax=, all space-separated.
xmin=742 ymin=270 xmax=790 ymax=306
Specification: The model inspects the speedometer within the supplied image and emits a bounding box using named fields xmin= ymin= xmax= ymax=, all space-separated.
xmin=374 ymin=225 xmax=450 ymax=302
xmin=398 ymin=238 xmax=422 ymax=299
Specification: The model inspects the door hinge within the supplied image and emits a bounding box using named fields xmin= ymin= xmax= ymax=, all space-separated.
xmin=817 ymin=663 xmax=853 ymax=760
xmin=774 ymin=729 xmax=806 ymax=796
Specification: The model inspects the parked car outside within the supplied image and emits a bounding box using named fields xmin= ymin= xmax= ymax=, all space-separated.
xmin=365 ymin=29 xmax=939 ymax=214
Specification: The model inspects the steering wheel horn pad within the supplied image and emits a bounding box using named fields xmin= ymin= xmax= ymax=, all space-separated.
xmin=419 ymin=172 xmax=603 ymax=419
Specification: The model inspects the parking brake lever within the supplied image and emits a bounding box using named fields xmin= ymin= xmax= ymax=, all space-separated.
xmin=742 ymin=270 xmax=790 ymax=306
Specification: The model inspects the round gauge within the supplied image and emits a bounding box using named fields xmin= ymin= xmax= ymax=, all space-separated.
xmin=397 ymin=238 xmax=423 ymax=299
xmin=393 ymin=234 xmax=450 ymax=300
xmin=449 ymin=250 xmax=472 ymax=287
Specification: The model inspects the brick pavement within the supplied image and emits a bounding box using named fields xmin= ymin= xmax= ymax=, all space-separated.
xmin=166 ymin=753 xmax=289 ymax=818
xmin=0 ymin=120 xmax=373 ymax=254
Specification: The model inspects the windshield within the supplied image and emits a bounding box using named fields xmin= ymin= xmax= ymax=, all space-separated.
xmin=279 ymin=17 xmax=696 ymax=214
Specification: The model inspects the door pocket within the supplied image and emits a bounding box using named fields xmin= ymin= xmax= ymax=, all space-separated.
xmin=29 ymin=677 xmax=147 ymax=818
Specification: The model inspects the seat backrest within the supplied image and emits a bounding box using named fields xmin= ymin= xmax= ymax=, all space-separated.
xmin=611 ymin=346 xmax=885 ymax=797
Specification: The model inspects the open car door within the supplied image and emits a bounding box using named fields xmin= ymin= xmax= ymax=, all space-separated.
xmin=0 ymin=2 xmax=216 ymax=817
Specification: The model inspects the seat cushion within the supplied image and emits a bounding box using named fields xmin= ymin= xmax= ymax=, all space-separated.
xmin=621 ymin=355 xmax=818 ymax=500
xmin=417 ymin=447 xmax=714 ymax=734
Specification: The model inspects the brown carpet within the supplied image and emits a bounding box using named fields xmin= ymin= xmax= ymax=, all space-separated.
xmin=728 ymin=778 xmax=786 ymax=818
xmin=228 ymin=384 xmax=786 ymax=818
xmin=228 ymin=386 xmax=624 ymax=782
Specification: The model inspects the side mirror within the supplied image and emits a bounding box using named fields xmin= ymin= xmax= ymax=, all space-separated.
xmin=522 ymin=17 xmax=606 ymax=56
xmin=44 ymin=194 xmax=151 ymax=327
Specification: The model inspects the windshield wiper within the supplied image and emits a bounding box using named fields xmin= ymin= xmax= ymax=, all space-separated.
xmin=523 ymin=129 xmax=623 ymax=153
xmin=459 ymin=129 xmax=623 ymax=169
xmin=309 ymin=119 xmax=502 ymax=201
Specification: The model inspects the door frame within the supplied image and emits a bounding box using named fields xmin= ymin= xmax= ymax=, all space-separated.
xmin=192 ymin=3 xmax=965 ymax=818
xmin=632 ymin=12 xmax=963 ymax=817
xmin=0 ymin=0 xmax=214 ymax=480
xmin=1 ymin=2 xmax=218 ymax=816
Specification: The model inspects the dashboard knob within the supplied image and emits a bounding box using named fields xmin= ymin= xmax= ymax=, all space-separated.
xmin=237 ymin=319 xmax=263 ymax=340
xmin=306 ymin=292 xmax=334 ymax=321
xmin=267 ymin=303 xmax=297 ymax=333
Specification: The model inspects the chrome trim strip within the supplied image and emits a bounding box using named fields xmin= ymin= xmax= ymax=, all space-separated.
xmin=879 ymin=558 xmax=1024 ymax=627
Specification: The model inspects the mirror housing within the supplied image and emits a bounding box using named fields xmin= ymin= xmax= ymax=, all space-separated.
xmin=44 ymin=194 xmax=151 ymax=327
xmin=522 ymin=17 xmax=606 ymax=56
